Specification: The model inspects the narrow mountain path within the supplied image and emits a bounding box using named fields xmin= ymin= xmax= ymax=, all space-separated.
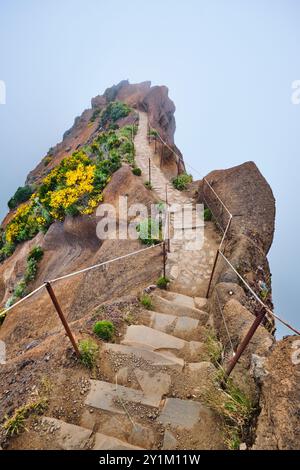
xmin=135 ymin=111 xmax=220 ymax=297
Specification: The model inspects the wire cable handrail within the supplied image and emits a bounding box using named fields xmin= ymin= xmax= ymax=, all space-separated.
xmin=0 ymin=242 xmax=164 ymax=318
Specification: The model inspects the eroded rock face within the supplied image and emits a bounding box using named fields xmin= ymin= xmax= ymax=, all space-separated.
xmin=201 ymin=161 xmax=276 ymax=332
xmin=201 ymin=161 xmax=275 ymax=253
xmin=253 ymin=336 xmax=300 ymax=449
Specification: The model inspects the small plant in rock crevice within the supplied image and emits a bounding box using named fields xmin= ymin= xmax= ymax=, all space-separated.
xmin=2 ymin=377 xmax=50 ymax=436
xmin=156 ymin=276 xmax=170 ymax=290
xmin=3 ymin=399 xmax=48 ymax=437
xmin=172 ymin=173 xmax=193 ymax=191
xmin=140 ymin=294 xmax=153 ymax=310
xmin=144 ymin=181 xmax=153 ymax=190
xmin=203 ymin=367 xmax=255 ymax=450
xmin=204 ymin=329 xmax=223 ymax=366
xmin=204 ymin=208 xmax=212 ymax=221
xmin=5 ymin=246 xmax=44 ymax=308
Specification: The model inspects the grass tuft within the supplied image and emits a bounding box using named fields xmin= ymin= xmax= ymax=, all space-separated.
xmin=140 ymin=294 xmax=153 ymax=310
xmin=79 ymin=338 xmax=99 ymax=369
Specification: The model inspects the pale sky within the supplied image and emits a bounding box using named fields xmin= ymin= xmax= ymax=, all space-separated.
xmin=0 ymin=0 xmax=299 ymax=336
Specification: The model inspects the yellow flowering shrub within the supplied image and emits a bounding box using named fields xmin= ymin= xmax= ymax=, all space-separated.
xmin=1 ymin=121 xmax=133 ymax=261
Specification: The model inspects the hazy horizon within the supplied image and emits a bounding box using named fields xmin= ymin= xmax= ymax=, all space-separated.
xmin=1 ymin=0 xmax=300 ymax=337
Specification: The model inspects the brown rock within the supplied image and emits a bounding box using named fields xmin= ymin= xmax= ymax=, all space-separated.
xmin=253 ymin=336 xmax=300 ymax=449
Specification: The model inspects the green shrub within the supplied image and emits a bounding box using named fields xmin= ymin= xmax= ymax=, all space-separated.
xmin=204 ymin=208 xmax=212 ymax=221
xmin=8 ymin=186 xmax=34 ymax=210
xmin=136 ymin=218 xmax=161 ymax=245
xmin=140 ymin=294 xmax=153 ymax=310
xmin=149 ymin=128 xmax=158 ymax=137
xmin=65 ymin=204 xmax=80 ymax=217
xmin=79 ymin=339 xmax=99 ymax=369
xmin=132 ymin=167 xmax=142 ymax=176
xmin=43 ymin=156 xmax=52 ymax=167
xmin=144 ymin=181 xmax=153 ymax=190
xmin=100 ymin=101 xmax=131 ymax=127
xmin=156 ymin=276 xmax=170 ymax=289
xmin=28 ymin=246 xmax=44 ymax=263
xmin=172 ymin=173 xmax=193 ymax=191
xmin=7 ymin=246 xmax=44 ymax=306
xmin=93 ymin=320 xmax=115 ymax=341
xmin=90 ymin=108 xmax=101 ymax=122
xmin=14 ymin=281 xmax=26 ymax=299
xmin=0 ymin=242 xmax=15 ymax=262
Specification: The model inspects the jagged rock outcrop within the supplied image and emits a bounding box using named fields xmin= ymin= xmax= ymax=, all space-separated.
xmin=200 ymin=161 xmax=276 ymax=332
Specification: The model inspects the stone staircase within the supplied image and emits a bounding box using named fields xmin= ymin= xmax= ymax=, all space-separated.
xmin=134 ymin=111 xmax=220 ymax=297
xmin=40 ymin=292 xmax=223 ymax=450
xmin=35 ymin=111 xmax=224 ymax=450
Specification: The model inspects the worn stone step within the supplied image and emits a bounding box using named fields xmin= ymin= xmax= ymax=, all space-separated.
xmin=151 ymin=294 xmax=208 ymax=324
xmin=93 ymin=432 xmax=143 ymax=450
xmin=158 ymin=398 xmax=210 ymax=430
xmin=122 ymin=325 xmax=206 ymax=361
xmin=85 ymin=378 xmax=166 ymax=414
xmin=122 ymin=325 xmax=186 ymax=351
xmin=157 ymin=291 xmax=195 ymax=308
xmin=102 ymin=342 xmax=184 ymax=369
xmin=158 ymin=398 xmax=225 ymax=450
xmin=41 ymin=417 xmax=142 ymax=450
xmin=41 ymin=417 xmax=92 ymax=450
xmin=141 ymin=310 xmax=200 ymax=341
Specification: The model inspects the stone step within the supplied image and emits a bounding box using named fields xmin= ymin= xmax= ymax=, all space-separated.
xmin=102 ymin=342 xmax=184 ymax=369
xmin=157 ymin=291 xmax=195 ymax=308
xmin=41 ymin=417 xmax=142 ymax=450
xmin=141 ymin=310 xmax=200 ymax=341
xmin=93 ymin=432 xmax=143 ymax=450
xmin=122 ymin=325 xmax=206 ymax=361
xmin=151 ymin=294 xmax=208 ymax=324
xmin=122 ymin=325 xmax=186 ymax=351
xmin=157 ymin=398 xmax=224 ymax=449
xmin=158 ymin=398 xmax=211 ymax=430
xmin=85 ymin=377 xmax=167 ymax=414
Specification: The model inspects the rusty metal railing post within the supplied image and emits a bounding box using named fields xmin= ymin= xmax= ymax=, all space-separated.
xmin=45 ymin=282 xmax=81 ymax=358
xmin=163 ymin=241 xmax=167 ymax=278
xmin=206 ymin=249 xmax=220 ymax=299
xmin=154 ymin=135 xmax=157 ymax=154
xmin=148 ymin=158 xmax=151 ymax=185
xmin=225 ymin=308 xmax=267 ymax=378
xmin=167 ymin=210 xmax=171 ymax=253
